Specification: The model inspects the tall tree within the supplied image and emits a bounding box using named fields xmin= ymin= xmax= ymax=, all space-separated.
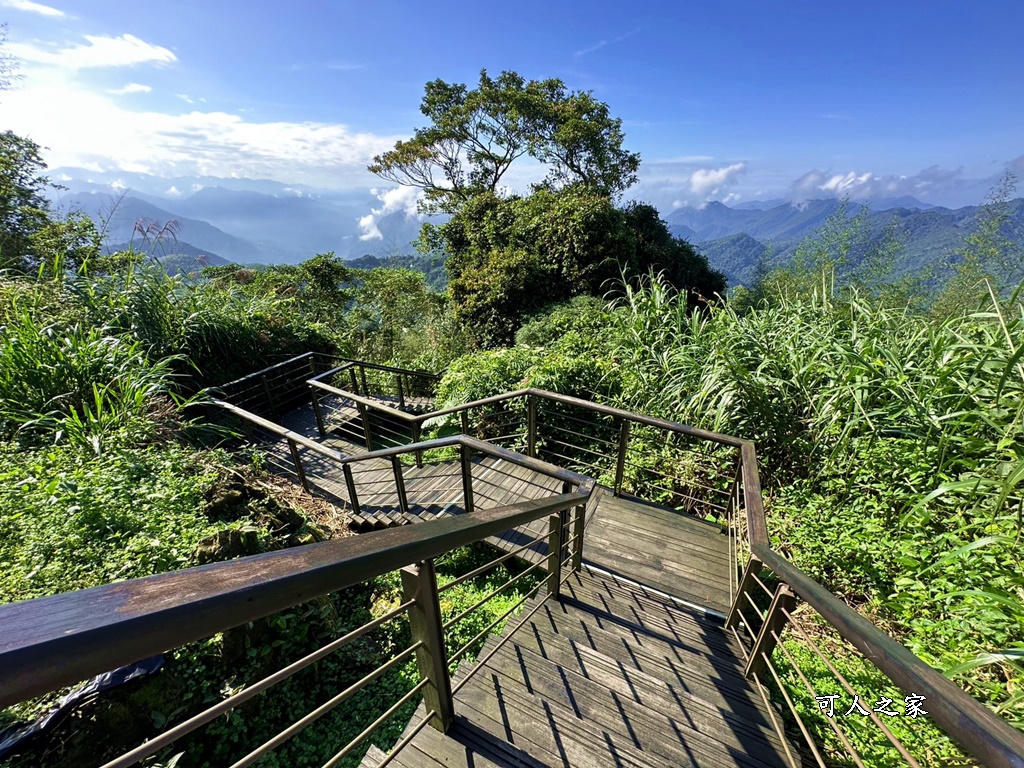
xmin=368 ymin=70 xmax=640 ymax=213
xmin=0 ymin=131 xmax=52 ymax=272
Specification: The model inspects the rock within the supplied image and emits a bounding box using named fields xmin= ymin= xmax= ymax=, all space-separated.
xmin=205 ymin=488 xmax=244 ymax=519
xmin=191 ymin=528 xmax=261 ymax=565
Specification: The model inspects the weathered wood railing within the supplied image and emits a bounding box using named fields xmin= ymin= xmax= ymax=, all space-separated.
xmin=0 ymin=437 xmax=593 ymax=767
xmin=214 ymin=353 xmax=1024 ymax=766
xmin=725 ymin=444 xmax=1024 ymax=768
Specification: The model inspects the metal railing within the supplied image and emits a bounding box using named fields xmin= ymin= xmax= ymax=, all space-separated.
xmin=307 ymin=378 xmax=740 ymax=524
xmin=220 ymin=353 xmax=1024 ymax=767
xmin=0 ymin=440 xmax=593 ymax=767
xmin=725 ymin=445 xmax=1024 ymax=768
xmin=217 ymin=352 xmax=339 ymax=420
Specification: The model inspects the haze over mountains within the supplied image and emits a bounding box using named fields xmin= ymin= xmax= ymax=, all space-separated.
xmin=47 ymin=168 xmax=1022 ymax=288
xmin=670 ymin=197 xmax=1024 ymax=286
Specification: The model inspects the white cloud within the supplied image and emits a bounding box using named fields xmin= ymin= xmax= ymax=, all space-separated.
xmin=658 ymin=155 xmax=715 ymax=164
xmin=0 ymin=73 xmax=403 ymax=188
xmin=8 ymin=34 xmax=176 ymax=69
xmin=359 ymin=186 xmax=423 ymax=240
xmin=165 ymin=185 xmax=181 ymax=197
xmin=574 ymin=29 xmax=640 ymax=58
xmin=109 ymin=82 xmax=152 ymax=95
xmin=176 ymin=93 xmax=194 ymax=104
xmin=0 ymin=0 xmax=64 ymax=17
xmin=689 ymin=162 xmax=747 ymax=197
xmin=788 ymin=166 xmax=963 ymax=202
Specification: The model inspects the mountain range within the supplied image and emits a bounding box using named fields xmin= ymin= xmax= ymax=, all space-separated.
xmin=46 ymin=168 xmax=1022 ymax=287
xmin=49 ymin=169 xmax=426 ymax=265
xmin=670 ymin=197 xmax=1024 ymax=286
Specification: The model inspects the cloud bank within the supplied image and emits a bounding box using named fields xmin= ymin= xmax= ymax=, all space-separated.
xmin=788 ymin=165 xmax=964 ymax=202
xmin=8 ymin=34 xmax=176 ymax=69
xmin=0 ymin=32 xmax=403 ymax=189
xmin=0 ymin=0 xmax=64 ymax=17
xmin=359 ymin=186 xmax=423 ymax=240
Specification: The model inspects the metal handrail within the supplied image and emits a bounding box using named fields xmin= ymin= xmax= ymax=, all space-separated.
xmin=0 ymin=487 xmax=592 ymax=709
xmin=217 ymin=352 xmax=320 ymax=391
xmin=228 ymin=353 xmax=1024 ymax=766
xmin=733 ymin=444 xmax=1024 ymax=768
xmin=212 ymin=399 xmax=589 ymax=490
xmin=308 ymin=378 xmax=746 ymax=448
xmin=309 ymin=354 xmax=441 ymax=381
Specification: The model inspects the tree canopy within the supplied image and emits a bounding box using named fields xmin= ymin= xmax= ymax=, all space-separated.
xmin=368 ymin=70 xmax=640 ymax=213
xmin=433 ymin=187 xmax=725 ymax=346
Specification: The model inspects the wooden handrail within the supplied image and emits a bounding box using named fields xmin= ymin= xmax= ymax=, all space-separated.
xmin=736 ymin=444 xmax=1024 ymax=768
xmin=227 ymin=355 xmax=1024 ymax=766
xmin=211 ymin=400 xmax=590 ymax=490
xmin=0 ymin=491 xmax=590 ymax=709
xmin=307 ymin=377 xmax=747 ymax=449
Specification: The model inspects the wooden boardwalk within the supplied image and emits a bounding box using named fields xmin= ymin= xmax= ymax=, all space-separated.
xmin=365 ymin=567 xmax=793 ymax=767
xmin=252 ymin=403 xmax=793 ymax=766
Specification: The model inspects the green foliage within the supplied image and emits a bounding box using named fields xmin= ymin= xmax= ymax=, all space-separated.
xmin=610 ymin=272 xmax=1024 ymax=737
xmin=440 ymin=186 xmax=725 ymax=346
xmin=0 ymin=442 xmax=225 ymax=601
xmin=0 ymin=130 xmax=51 ymax=272
xmin=931 ymin=173 xmax=1023 ymax=320
xmin=515 ymin=295 xmax=614 ymax=351
xmin=347 ymin=252 xmax=448 ymax=292
xmin=0 ymin=305 xmax=183 ymax=450
xmin=369 ymin=69 xmax=640 ymax=213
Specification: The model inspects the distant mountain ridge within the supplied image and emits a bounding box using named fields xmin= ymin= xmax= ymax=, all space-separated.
xmin=47 ymin=168 xmax=1021 ymax=286
xmin=670 ymin=197 xmax=1024 ymax=287
xmin=49 ymin=171 xmax=427 ymax=264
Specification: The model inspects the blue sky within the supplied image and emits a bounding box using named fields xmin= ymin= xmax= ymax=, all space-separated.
xmin=1 ymin=0 xmax=1022 ymax=212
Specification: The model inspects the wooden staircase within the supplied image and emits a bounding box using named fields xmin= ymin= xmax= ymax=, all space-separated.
xmin=363 ymin=567 xmax=795 ymax=768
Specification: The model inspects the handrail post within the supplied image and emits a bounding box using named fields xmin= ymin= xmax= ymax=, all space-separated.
xmin=261 ymin=374 xmax=279 ymax=421
xmin=401 ymin=560 xmax=455 ymax=732
xmin=460 ymin=409 xmax=470 ymax=436
xmin=287 ymin=438 xmax=309 ymax=492
xmin=727 ymin=556 xmax=764 ymax=629
xmin=546 ymin=512 xmax=563 ymax=600
xmin=348 ymin=367 xmax=360 ymax=396
xmin=412 ymin=422 xmax=423 ymax=468
xmin=397 ymin=373 xmax=406 ymax=410
xmin=310 ymin=384 xmax=326 ymax=438
xmin=392 ymin=455 xmax=410 ymax=515
xmin=360 ymin=365 xmax=369 ymax=397
xmin=342 ymin=464 xmax=361 ymax=515
xmin=744 ymin=583 xmax=796 ymax=679
xmin=527 ymin=394 xmax=537 ymax=458
xmin=356 ymin=401 xmax=373 ymax=450
xmin=559 ymin=481 xmax=572 ymax=566
xmin=614 ymin=418 xmax=631 ymax=497
xmin=571 ymin=497 xmax=586 ymax=572
xmin=460 ymin=443 xmax=475 ymax=514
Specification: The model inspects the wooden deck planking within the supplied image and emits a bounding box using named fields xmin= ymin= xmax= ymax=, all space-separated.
xmin=366 ymin=569 xmax=794 ymax=768
xmin=260 ymin=404 xmax=734 ymax=610
xmin=245 ymin=403 xmax=797 ymax=768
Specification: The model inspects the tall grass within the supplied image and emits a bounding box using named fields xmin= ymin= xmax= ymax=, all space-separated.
xmin=610 ymin=273 xmax=1024 ymax=751
xmin=0 ymin=307 xmax=182 ymax=451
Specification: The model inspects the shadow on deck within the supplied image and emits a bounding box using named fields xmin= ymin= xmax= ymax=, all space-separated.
xmin=365 ymin=567 xmax=793 ymax=767
xmin=254 ymin=401 xmax=792 ymax=766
